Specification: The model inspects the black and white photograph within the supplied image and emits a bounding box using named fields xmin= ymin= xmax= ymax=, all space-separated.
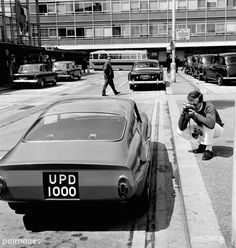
xmin=0 ymin=0 xmax=236 ymax=248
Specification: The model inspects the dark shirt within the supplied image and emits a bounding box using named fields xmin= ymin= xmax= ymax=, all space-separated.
xmin=103 ymin=61 xmax=114 ymax=79
xmin=178 ymin=101 xmax=224 ymax=130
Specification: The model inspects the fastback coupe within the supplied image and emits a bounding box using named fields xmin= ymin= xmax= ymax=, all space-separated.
xmin=0 ymin=97 xmax=152 ymax=213
xmin=128 ymin=59 xmax=164 ymax=90
xmin=52 ymin=61 xmax=82 ymax=80
xmin=12 ymin=63 xmax=58 ymax=88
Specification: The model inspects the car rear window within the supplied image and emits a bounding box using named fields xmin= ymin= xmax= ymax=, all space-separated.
xmin=18 ymin=64 xmax=41 ymax=73
xmin=202 ymin=56 xmax=214 ymax=64
xmin=24 ymin=113 xmax=126 ymax=141
xmin=133 ymin=62 xmax=159 ymax=69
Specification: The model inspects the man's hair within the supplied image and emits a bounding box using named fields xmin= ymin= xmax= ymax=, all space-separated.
xmin=187 ymin=91 xmax=203 ymax=102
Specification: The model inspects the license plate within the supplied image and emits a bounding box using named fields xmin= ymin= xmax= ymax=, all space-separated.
xmin=43 ymin=172 xmax=79 ymax=199
xmin=140 ymin=75 xmax=150 ymax=79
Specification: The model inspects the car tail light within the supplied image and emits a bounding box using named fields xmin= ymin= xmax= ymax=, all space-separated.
xmin=0 ymin=177 xmax=7 ymax=199
xmin=118 ymin=176 xmax=129 ymax=199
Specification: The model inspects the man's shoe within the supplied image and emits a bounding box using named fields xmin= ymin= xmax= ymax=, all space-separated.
xmin=102 ymin=93 xmax=108 ymax=96
xmin=202 ymin=150 xmax=213 ymax=160
xmin=115 ymin=91 xmax=121 ymax=95
xmin=193 ymin=144 xmax=206 ymax=154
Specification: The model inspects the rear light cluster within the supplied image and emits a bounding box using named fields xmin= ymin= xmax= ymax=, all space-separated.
xmin=118 ymin=176 xmax=129 ymax=199
xmin=0 ymin=177 xmax=7 ymax=199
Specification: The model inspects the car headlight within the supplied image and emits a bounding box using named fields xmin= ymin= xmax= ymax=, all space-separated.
xmin=118 ymin=176 xmax=129 ymax=199
xmin=0 ymin=177 xmax=7 ymax=199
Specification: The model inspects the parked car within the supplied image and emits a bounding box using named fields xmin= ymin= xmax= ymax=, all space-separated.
xmin=204 ymin=53 xmax=236 ymax=85
xmin=12 ymin=63 xmax=58 ymax=88
xmin=52 ymin=61 xmax=82 ymax=80
xmin=195 ymin=54 xmax=217 ymax=80
xmin=128 ymin=59 xmax=164 ymax=90
xmin=0 ymin=97 xmax=152 ymax=214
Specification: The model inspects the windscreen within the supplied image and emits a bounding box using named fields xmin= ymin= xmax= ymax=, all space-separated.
xmin=24 ymin=113 xmax=126 ymax=141
xmin=18 ymin=64 xmax=41 ymax=73
xmin=133 ymin=61 xmax=159 ymax=69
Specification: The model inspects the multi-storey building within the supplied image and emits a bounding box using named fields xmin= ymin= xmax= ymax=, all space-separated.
xmin=28 ymin=0 xmax=236 ymax=62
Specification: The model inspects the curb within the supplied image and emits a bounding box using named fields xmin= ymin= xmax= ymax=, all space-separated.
xmin=168 ymin=99 xmax=227 ymax=248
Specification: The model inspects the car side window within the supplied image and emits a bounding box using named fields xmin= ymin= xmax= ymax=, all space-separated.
xmin=218 ymin=57 xmax=225 ymax=66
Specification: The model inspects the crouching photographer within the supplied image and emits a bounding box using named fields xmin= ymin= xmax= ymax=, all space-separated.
xmin=177 ymin=91 xmax=224 ymax=160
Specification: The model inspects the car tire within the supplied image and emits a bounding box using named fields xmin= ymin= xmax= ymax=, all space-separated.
xmin=38 ymin=79 xmax=45 ymax=88
xmin=52 ymin=78 xmax=57 ymax=86
xmin=217 ymin=76 xmax=223 ymax=86
xmin=8 ymin=203 xmax=29 ymax=214
xmin=204 ymin=74 xmax=208 ymax=83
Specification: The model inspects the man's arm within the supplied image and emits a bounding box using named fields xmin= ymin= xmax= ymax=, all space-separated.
xmin=194 ymin=104 xmax=216 ymax=129
xmin=178 ymin=112 xmax=190 ymax=131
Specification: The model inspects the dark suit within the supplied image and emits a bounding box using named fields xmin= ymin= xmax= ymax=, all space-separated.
xmin=102 ymin=60 xmax=118 ymax=95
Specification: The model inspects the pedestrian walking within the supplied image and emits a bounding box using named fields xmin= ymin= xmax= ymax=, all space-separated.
xmin=175 ymin=56 xmax=180 ymax=73
xmin=177 ymin=91 xmax=224 ymax=160
xmin=102 ymin=56 xmax=120 ymax=96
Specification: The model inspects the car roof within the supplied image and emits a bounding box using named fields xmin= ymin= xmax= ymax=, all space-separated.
xmin=134 ymin=59 xmax=159 ymax=63
xmin=40 ymin=97 xmax=135 ymax=119
xmin=199 ymin=54 xmax=217 ymax=57
xmin=219 ymin=53 xmax=236 ymax=57
xmin=53 ymin=61 xmax=75 ymax=64
xmin=21 ymin=63 xmax=47 ymax=66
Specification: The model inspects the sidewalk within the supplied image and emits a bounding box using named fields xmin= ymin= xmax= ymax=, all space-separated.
xmin=166 ymin=71 xmax=228 ymax=248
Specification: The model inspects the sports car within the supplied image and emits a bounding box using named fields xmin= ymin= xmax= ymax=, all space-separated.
xmin=0 ymin=97 xmax=152 ymax=213
xmin=128 ymin=59 xmax=164 ymax=90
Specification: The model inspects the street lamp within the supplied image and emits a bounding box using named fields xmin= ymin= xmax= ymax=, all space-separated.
xmin=171 ymin=0 xmax=176 ymax=82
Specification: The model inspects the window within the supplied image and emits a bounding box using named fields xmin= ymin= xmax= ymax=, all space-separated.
xmin=58 ymin=28 xmax=66 ymax=37
xmin=104 ymin=27 xmax=112 ymax=37
xmin=48 ymin=3 xmax=56 ymax=13
xmin=140 ymin=24 xmax=148 ymax=36
xmin=178 ymin=0 xmax=187 ymax=9
xmin=150 ymin=24 xmax=158 ymax=36
xmin=131 ymin=25 xmax=140 ymax=37
xmin=49 ymin=28 xmax=57 ymax=37
xmin=121 ymin=2 xmax=130 ymax=11
xmin=76 ymin=28 xmax=84 ymax=37
xmin=198 ymin=0 xmax=206 ymax=7
xmin=67 ymin=28 xmax=75 ymax=37
xmin=188 ymin=0 xmax=198 ymax=9
xmin=160 ymin=0 xmax=168 ymax=10
xmin=39 ymin=4 xmax=47 ymax=14
xmin=113 ymin=2 xmax=121 ymax=12
xmin=226 ymin=22 xmax=236 ymax=33
xmin=57 ymin=3 xmax=73 ymax=14
xmin=29 ymin=4 xmax=36 ymax=14
xmin=103 ymin=2 xmax=111 ymax=12
xmin=85 ymin=28 xmax=93 ymax=37
xmin=150 ymin=0 xmax=158 ymax=10
xmin=140 ymin=1 xmax=148 ymax=10
xmin=207 ymin=0 xmax=217 ymax=8
xmin=188 ymin=24 xmax=196 ymax=34
xmin=113 ymin=26 xmax=121 ymax=36
xmin=95 ymin=27 xmax=103 ymax=37
xmin=216 ymin=23 xmax=225 ymax=33
xmin=84 ymin=2 xmax=93 ymax=12
xmin=207 ymin=23 xmax=215 ymax=33
xmin=217 ymin=0 xmax=226 ymax=7
xmin=93 ymin=2 xmax=102 ymax=11
xmin=121 ymin=25 xmax=130 ymax=36
xmin=40 ymin=29 xmax=48 ymax=38
xmin=196 ymin=23 xmax=205 ymax=33
xmin=131 ymin=1 xmax=140 ymax=11
xmin=75 ymin=3 xmax=83 ymax=12
xmin=227 ymin=0 xmax=236 ymax=7
xmin=159 ymin=25 xmax=167 ymax=35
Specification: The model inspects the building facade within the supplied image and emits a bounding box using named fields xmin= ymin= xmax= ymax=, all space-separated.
xmin=27 ymin=0 xmax=236 ymax=61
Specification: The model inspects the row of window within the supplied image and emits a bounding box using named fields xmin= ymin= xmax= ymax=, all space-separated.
xmin=40 ymin=22 xmax=236 ymax=39
xmin=28 ymin=0 xmax=236 ymax=15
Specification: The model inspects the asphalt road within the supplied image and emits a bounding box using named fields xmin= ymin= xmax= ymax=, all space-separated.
xmin=0 ymin=70 xmax=235 ymax=247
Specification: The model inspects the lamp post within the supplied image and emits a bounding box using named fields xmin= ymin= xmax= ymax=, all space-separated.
xmin=171 ymin=0 xmax=176 ymax=82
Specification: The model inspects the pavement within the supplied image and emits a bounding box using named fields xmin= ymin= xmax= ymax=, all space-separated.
xmin=0 ymin=71 xmax=229 ymax=248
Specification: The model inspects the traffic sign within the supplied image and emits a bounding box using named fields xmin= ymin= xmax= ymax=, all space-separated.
xmin=176 ymin=28 xmax=190 ymax=40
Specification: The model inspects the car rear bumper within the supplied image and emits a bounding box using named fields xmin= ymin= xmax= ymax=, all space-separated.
xmin=13 ymin=79 xmax=38 ymax=84
xmin=128 ymin=80 xmax=164 ymax=85
xmin=223 ymin=76 xmax=236 ymax=80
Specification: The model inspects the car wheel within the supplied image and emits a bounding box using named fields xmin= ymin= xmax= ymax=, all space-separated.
xmin=204 ymin=74 xmax=208 ymax=83
xmin=217 ymin=76 xmax=223 ymax=86
xmin=8 ymin=203 xmax=30 ymax=214
xmin=52 ymin=78 xmax=57 ymax=86
xmin=38 ymin=79 xmax=45 ymax=88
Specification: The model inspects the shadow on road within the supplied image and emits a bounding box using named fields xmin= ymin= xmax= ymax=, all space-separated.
xmin=22 ymin=142 xmax=175 ymax=233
